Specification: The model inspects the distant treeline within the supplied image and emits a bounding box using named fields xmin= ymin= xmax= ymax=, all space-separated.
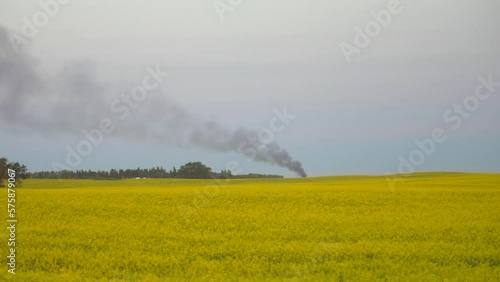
xmin=28 ymin=162 xmax=283 ymax=180
xmin=232 ymin=173 xmax=284 ymax=179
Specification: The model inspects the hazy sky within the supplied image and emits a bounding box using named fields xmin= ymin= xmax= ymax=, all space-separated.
xmin=0 ymin=0 xmax=499 ymax=177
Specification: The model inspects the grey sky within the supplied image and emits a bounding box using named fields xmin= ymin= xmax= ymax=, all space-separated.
xmin=0 ymin=0 xmax=499 ymax=176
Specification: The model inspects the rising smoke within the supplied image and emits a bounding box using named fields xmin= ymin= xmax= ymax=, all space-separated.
xmin=0 ymin=27 xmax=307 ymax=177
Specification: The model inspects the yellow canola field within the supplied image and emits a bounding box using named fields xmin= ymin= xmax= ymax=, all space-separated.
xmin=1 ymin=173 xmax=499 ymax=281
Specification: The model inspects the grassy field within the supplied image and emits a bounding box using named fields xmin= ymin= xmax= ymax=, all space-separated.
xmin=1 ymin=173 xmax=499 ymax=281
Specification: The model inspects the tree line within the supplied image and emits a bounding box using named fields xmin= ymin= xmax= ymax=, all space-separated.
xmin=1 ymin=158 xmax=283 ymax=185
xmin=30 ymin=162 xmax=235 ymax=179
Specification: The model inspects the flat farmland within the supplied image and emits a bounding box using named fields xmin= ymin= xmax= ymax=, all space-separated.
xmin=1 ymin=173 xmax=499 ymax=281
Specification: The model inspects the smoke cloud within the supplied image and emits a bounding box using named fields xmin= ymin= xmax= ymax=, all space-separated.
xmin=0 ymin=27 xmax=306 ymax=177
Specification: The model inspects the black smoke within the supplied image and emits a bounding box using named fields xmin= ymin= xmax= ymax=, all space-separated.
xmin=0 ymin=27 xmax=307 ymax=177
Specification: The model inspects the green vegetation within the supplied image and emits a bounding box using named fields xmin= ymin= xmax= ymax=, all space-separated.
xmin=0 ymin=157 xmax=27 ymax=187
xmin=1 ymin=173 xmax=499 ymax=281
xmin=28 ymin=161 xmax=282 ymax=180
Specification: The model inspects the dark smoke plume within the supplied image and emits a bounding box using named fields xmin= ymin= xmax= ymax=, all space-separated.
xmin=0 ymin=27 xmax=307 ymax=177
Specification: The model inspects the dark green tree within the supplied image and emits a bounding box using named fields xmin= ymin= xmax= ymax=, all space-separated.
xmin=177 ymin=162 xmax=212 ymax=179
xmin=0 ymin=157 xmax=28 ymax=187
xmin=170 ymin=166 xmax=177 ymax=178
xmin=0 ymin=158 xmax=7 ymax=185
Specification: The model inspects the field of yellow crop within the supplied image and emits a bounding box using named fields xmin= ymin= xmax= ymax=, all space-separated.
xmin=1 ymin=173 xmax=499 ymax=281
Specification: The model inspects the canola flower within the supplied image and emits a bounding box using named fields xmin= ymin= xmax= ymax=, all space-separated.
xmin=1 ymin=173 xmax=499 ymax=281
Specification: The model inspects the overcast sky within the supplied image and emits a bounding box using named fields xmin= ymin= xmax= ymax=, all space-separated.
xmin=0 ymin=0 xmax=499 ymax=177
